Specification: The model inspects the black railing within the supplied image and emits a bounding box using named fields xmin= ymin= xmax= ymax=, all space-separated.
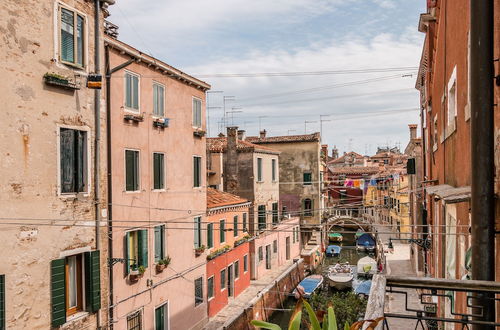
xmin=365 ymin=275 xmax=500 ymax=329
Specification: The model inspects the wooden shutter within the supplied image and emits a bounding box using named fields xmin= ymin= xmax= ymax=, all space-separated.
xmin=60 ymin=128 xmax=75 ymax=193
xmin=407 ymin=158 xmax=416 ymax=174
xmin=155 ymin=305 xmax=165 ymax=330
xmin=233 ymin=216 xmax=238 ymax=237
xmin=193 ymin=157 xmax=200 ymax=187
xmin=124 ymin=232 xmax=130 ymax=275
xmin=132 ymin=75 xmax=139 ymax=109
xmin=207 ymin=223 xmax=213 ymax=248
xmin=51 ymin=259 xmax=66 ymax=327
xmin=76 ymin=130 xmax=85 ymax=192
xmin=125 ymin=74 xmax=132 ymax=108
xmin=84 ymin=251 xmax=101 ymax=313
xmin=138 ymin=230 xmax=148 ymax=268
xmin=0 ymin=275 xmax=5 ymax=330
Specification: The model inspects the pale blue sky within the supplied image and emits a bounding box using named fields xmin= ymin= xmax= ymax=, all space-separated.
xmin=110 ymin=0 xmax=426 ymax=155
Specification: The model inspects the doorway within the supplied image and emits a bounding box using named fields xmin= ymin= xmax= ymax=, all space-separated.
xmin=227 ymin=264 xmax=234 ymax=297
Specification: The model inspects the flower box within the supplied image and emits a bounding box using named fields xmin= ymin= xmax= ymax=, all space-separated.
xmin=193 ymin=129 xmax=206 ymax=138
xmin=153 ymin=118 xmax=170 ymax=128
xmin=124 ymin=113 xmax=144 ymax=122
xmin=43 ymin=72 xmax=80 ymax=90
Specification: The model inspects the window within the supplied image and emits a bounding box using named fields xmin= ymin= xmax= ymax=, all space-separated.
xmin=50 ymin=251 xmax=101 ymax=327
xmin=258 ymin=205 xmax=266 ymax=230
xmin=153 ymin=153 xmax=165 ymax=190
xmin=220 ymin=269 xmax=226 ymax=290
xmin=258 ymin=246 xmax=263 ymax=261
xmin=243 ymin=255 xmax=248 ymax=272
xmin=125 ymin=150 xmax=140 ymax=191
xmin=303 ymin=172 xmax=312 ymax=185
xmin=303 ymin=199 xmax=313 ymax=217
xmin=127 ymin=310 xmax=142 ymax=330
xmin=153 ymin=83 xmax=165 ymax=117
xmin=207 ymin=223 xmax=213 ymax=249
xmin=447 ymin=66 xmax=457 ymax=126
xmin=193 ymin=156 xmax=202 ymax=188
xmin=154 ymin=225 xmax=165 ymax=263
xmin=242 ymin=213 xmax=247 ymax=232
xmin=60 ymin=128 xmax=88 ymax=194
xmin=126 ymin=230 xmax=148 ymax=273
xmin=273 ymin=240 xmax=277 ymax=253
xmin=339 ymin=190 xmax=347 ymax=202
xmin=233 ymin=216 xmax=238 ymax=237
xmin=219 ymin=220 xmax=226 ymax=243
xmin=59 ymin=6 xmax=85 ymax=67
xmin=207 ymin=276 xmax=214 ymax=299
xmin=192 ymin=98 xmax=202 ymax=127
xmin=295 ymin=227 xmax=299 ymax=243
xmin=234 ymin=260 xmax=240 ymax=279
xmin=125 ymin=72 xmax=140 ymax=111
xmin=286 ymin=237 xmax=291 ymax=260
xmin=292 ymin=228 xmax=296 ymax=243
xmin=272 ymin=202 xmax=279 ymax=225
xmin=194 ymin=277 xmax=203 ymax=306
xmin=155 ymin=303 xmax=169 ymax=330
xmin=272 ymin=159 xmax=277 ymax=181
xmin=194 ymin=217 xmax=202 ymax=249
xmin=257 ymin=157 xmax=263 ymax=182
xmin=433 ymin=115 xmax=438 ymax=150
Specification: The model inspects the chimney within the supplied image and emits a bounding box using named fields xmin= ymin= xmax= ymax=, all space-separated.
xmin=259 ymin=129 xmax=267 ymax=139
xmin=321 ymin=144 xmax=328 ymax=158
xmin=331 ymin=146 xmax=338 ymax=159
xmin=409 ymin=124 xmax=417 ymax=140
xmin=237 ymin=130 xmax=246 ymax=141
xmin=225 ymin=127 xmax=239 ymax=194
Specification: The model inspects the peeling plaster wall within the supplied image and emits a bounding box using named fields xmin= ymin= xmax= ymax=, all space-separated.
xmin=0 ymin=0 xmax=108 ymax=329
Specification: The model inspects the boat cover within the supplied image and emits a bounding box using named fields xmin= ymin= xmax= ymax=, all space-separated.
xmin=357 ymin=233 xmax=375 ymax=247
xmin=299 ymin=276 xmax=322 ymax=294
xmin=355 ymin=280 xmax=372 ymax=295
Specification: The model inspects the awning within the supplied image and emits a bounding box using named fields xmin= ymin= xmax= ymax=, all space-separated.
xmin=425 ymin=184 xmax=471 ymax=204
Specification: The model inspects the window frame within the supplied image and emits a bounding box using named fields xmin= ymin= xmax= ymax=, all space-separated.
xmin=57 ymin=125 xmax=91 ymax=197
xmin=303 ymin=172 xmax=312 ymax=185
xmin=127 ymin=309 xmax=143 ymax=330
xmin=271 ymin=158 xmax=277 ymax=182
xmin=124 ymin=70 xmax=141 ymax=112
xmin=152 ymin=81 xmax=165 ymax=118
xmin=258 ymin=205 xmax=266 ymax=231
xmin=220 ymin=269 xmax=226 ymax=291
xmin=234 ymin=260 xmax=240 ymax=280
xmin=125 ymin=149 xmax=141 ymax=192
xmin=258 ymin=246 xmax=263 ymax=262
xmin=193 ymin=155 xmax=202 ymax=188
xmin=192 ymin=97 xmax=202 ymax=128
xmin=154 ymin=224 xmax=166 ymax=263
xmin=233 ymin=215 xmax=238 ymax=237
xmin=207 ymin=223 xmax=214 ymax=249
xmin=57 ymin=3 xmax=87 ymax=69
xmin=273 ymin=240 xmax=278 ymax=254
xmin=152 ymin=152 xmax=166 ymax=191
xmin=242 ymin=213 xmax=248 ymax=232
xmin=272 ymin=202 xmax=279 ymax=225
xmin=194 ymin=277 xmax=203 ymax=306
xmin=303 ymin=198 xmax=313 ymax=217
xmin=447 ymin=66 xmax=457 ymax=127
xmin=207 ymin=276 xmax=214 ymax=301
xmin=194 ymin=216 xmax=202 ymax=249
xmin=243 ymin=255 xmax=248 ymax=273
xmin=65 ymin=254 xmax=83 ymax=316
xmin=257 ymin=157 xmax=263 ymax=182
xmin=219 ymin=219 xmax=226 ymax=243
xmin=154 ymin=302 xmax=169 ymax=330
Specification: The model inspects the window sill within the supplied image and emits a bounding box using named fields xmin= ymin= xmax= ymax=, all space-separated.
xmin=443 ymin=120 xmax=457 ymax=141
xmin=59 ymin=192 xmax=90 ymax=199
xmin=124 ymin=190 xmax=141 ymax=194
xmin=124 ymin=107 xmax=141 ymax=114
xmin=152 ymin=188 xmax=167 ymax=192
xmin=62 ymin=311 xmax=90 ymax=328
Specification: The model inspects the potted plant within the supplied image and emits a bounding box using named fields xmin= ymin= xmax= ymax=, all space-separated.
xmin=43 ymin=72 xmax=79 ymax=90
xmin=195 ymin=245 xmax=206 ymax=256
xmin=129 ymin=264 xmax=141 ymax=282
xmin=156 ymin=256 xmax=171 ymax=272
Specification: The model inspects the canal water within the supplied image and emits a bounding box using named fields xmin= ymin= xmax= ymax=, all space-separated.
xmin=268 ymin=236 xmax=374 ymax=328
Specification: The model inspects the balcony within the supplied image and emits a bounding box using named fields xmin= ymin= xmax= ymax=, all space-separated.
xmin=365 ymin=275 xmax=500 ymax=329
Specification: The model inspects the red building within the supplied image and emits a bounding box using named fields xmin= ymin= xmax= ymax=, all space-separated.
xmin=205 ymin=188 xmax=251 ymax=318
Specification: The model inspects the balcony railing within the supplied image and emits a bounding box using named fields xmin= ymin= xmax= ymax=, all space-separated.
xmin=365 ymin=275 xmax=500 ymax=329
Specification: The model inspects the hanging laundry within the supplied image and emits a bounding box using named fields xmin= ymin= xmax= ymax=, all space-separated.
xmin=359 ymin=179 xmax=365 ymax=190
xmin=344 ymin=178 xmax=354 ymax=187
xmin=353 ymin=179 xmax=360 ymax=188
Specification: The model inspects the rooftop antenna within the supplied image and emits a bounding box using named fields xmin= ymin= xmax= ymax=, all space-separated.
xmin=206 ymin=90 xmax=223 ymax=137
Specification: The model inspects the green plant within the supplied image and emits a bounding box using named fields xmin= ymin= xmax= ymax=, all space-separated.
xmin=158 ymin=256 xmax=171 ymax=266
xmin=138 ymin=265 xmax=146 ymax=275
xmin=309 ymin=291 xmax=367 ymax=326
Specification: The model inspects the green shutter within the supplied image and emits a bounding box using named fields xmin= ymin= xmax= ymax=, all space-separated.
xmin=155 ymin=305 xmax=165 ymax=330
xmin=0 ymin=275 xmax=5 ymax=330
xmin=207 ymin=223 xmax=213 ymax=249
xmin=125 ymin=232 xmax=130 ymax=274
xmin=233 ymin=216 xmax=238 ymax=237
xmin=85 ymin=251 xmax=101 ymax=313
xmin=138 ymin=230 xmax=148 ymax=268
xmin=51 ymin=259 xmax=66 ymax=327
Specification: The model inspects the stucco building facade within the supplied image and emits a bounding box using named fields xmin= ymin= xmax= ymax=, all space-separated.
xmin=105 ymin=37 xmax=210 ymax=330
xmin=0 ymin=0 xmax=114 ymax=328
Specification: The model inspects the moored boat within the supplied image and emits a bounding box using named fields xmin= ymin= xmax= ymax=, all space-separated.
xmin=326 ymin=245 xmax=341 ymax=257
xmin=355 ymin=280 xmax=372 ymax=297
xmin=356 ymin=233 xmax=376 ymax=252
xmin=293 ymin=274 xmax=324 ymax=299
xmin=328 ymin=232 xmax=343 ymax=242
xmin=357 ymin=256 xmax=378 ymax=277
xmin=327 ymin=263 xmax=353 ymax=290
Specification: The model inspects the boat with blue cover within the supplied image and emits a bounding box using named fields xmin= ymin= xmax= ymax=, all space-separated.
xmin=356 ymin=233 xmax=376 ymax=252
xmin=293 ymin=274 xmax=323 ymax=299
xmin=355 ymin=280 xmax=372 ymax=297
xmin=326 ymin=245 xmax=341 ymax=257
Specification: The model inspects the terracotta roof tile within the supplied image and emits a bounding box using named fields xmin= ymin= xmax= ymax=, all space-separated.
xmin=246 ymin=132 xmax=320 ymax=144
xmin=207 ymin=188 xmax=250 ymax=209
xmin=330 ymin=166 xmax=380 ymax=175
xmin=207 ymin=137 xmax=279 ymax=153
xmin=327 ymin=151 xmax=364 ymax=164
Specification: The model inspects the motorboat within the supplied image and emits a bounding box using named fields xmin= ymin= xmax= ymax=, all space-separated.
xmin=355 ymin=280 xmax=372 ymax=297
xmin=293 ymin=274 xmax=324 ymax=299
xmin=356 ymin=233 xmax=376 ymax=252
xmin=327 ymin=263 xmax=353 ymax=290
xmin=357 ymin=256 xmax=378 ymax=277
xmin=326 ymin=245 xmax=341 ymax=257
xmin=328 ymin=233 xmax=343 ymax=242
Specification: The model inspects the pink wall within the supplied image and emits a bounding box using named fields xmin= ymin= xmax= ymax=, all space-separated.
xmin=108 ymin=44 xmax=209 ymax=330
xmin=206 ymin=242 xmax=250 ymax=317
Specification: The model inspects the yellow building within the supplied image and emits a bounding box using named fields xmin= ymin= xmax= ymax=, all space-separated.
xmin=388 ymin=171 xmax=410 ymax=238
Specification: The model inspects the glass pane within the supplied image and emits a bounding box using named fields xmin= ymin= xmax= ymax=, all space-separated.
xmin=132 ymin=76 xmax=139 ymax=109
xmin=61 ymin=8 xmax=74 ymax=63
xmin=68 ymin=256 xmax=77 ymax=308
xmin=159 ymin=86 xmax=164 ymax=116
xmin=125 ymin=74 xmax=132 ymax=107
xmin=125 ymin=151 xmax=134 ymax=191
xmin=76 ymin=15 xmax=84 ymax=66
xmin=60 ymin=128 xmax=75 ymax=193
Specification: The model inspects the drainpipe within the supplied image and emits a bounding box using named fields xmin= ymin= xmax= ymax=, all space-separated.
xmin=94 ymin=0 xmax=102 ymax=328
xmin=470 ymin=0 xmax=495 ymax=328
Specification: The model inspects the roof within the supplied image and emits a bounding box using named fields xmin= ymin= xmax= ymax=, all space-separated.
xmin=246 ymin=132 xmax=320 ymax=144
xmin=207 ymin=188 xmax=250 ymax=209
xmin=328 ymin=151 xmax=364 ymax=165
xmin=425 ymin=184 xmax=471 ymax=204
xmin=330 ymin=166 xmax=379 ymax=175
xmin=207 ymin=137 xmax=279 ymax=154
xmin=104 ymin=37 xmax=211 ymax=91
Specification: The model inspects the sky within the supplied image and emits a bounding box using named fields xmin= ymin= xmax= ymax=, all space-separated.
xmin=109 ymin=0 xmax=425 ymax=156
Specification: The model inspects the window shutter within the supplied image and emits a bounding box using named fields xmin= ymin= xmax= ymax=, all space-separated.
xmin=51 ymin=259 xmax=66 ymax=327
xmin=84 ymin=251 xmax=101 ymax=313
xmin=233 ymin=216 xmax=238 ymax=237
xmin=0 ymin=274 xmax=5 ymax=330
xmin=76 ymin=130 xmax=85 ymax=192
xmin=138 ymin=230 xmax=148 ymax=268
xmin=125 ymin=74 xmax=132 ymax=107
xmin=407 ymin=158 xmax=416 ymax=174
xmin=132 ymin=75 xmax=139 ymax=109
xmin=125 ymin=232 xmax=130 ymax=275
xmin=153 ymin=85 xmax=158 ymax=115
xmin=155 ymin=305 xmax=165 ymax=330
xmin=207 ymin=223 xmax=213 ymax=248
xmin=60 ymin=128 xmax=75 ymax=193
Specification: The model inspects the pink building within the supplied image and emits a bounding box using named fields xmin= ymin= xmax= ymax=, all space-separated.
xmin=105 ymin=36 xmax=210 ymax=330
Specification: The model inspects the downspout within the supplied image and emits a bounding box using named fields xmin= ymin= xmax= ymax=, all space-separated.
xmin=105 ymin=45 xmax=113 ymax=330
xmin=94 ymin=1 xmax=102 ymax=328
xmin=470 ymin=0 xmax=495 ymax=327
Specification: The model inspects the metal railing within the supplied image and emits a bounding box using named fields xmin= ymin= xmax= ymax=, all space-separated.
xmin=365 ymin=275 xmax=500 ymax=329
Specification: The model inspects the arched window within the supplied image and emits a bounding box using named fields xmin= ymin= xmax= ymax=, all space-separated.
xmin=303 ymin=199 xmax=313 ymax=217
